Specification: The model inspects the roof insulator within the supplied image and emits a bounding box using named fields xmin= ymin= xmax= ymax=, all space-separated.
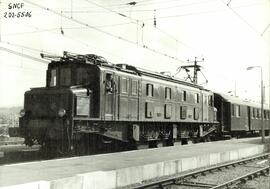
xmin=127 ymin=1 xmax=137 ymax=6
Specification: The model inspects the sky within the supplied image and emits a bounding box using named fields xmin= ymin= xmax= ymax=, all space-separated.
xmin=0 ymin=0 xmax=269 ymax=107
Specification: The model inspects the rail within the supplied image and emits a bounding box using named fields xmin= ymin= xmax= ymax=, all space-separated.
xmin=134 ymin=153 xmax=270 ymax=189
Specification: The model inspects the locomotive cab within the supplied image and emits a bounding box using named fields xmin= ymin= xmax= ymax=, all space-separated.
xmin=17 ymin=54 xmax=106 ymax=154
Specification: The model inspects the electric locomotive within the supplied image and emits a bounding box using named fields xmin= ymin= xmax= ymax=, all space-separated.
xmin=16 ymin=52 xmax=219 ymax=155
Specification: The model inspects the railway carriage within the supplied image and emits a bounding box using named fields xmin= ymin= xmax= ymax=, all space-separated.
xmin=16 ymin=52 xmax=218 ymax=155
xmin=249 ymin=105 xmax=270 ymax=133
xmin=214 ymin=93 xmax=270 ymax=137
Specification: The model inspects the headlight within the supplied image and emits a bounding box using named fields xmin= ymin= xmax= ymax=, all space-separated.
xmin=20 ymin=109 xmax=26 ymax=117
xmin=58 ymin=109 xmax=66 ymax=117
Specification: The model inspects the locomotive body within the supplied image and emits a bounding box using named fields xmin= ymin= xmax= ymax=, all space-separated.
xmin=16 ymin=52 xmax=269 ymax=155
xmin=17 ymin=53 xmax=219 ymax=154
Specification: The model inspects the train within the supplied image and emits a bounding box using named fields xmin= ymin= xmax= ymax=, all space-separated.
xmin=11 ymin=52 xmax=270 ymax=155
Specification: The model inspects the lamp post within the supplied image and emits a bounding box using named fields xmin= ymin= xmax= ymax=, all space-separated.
xmin=247 ymin=66 xmax=264 ymax=143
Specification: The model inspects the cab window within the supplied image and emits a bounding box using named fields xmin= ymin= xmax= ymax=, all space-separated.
xmin=106 ymin=73 xmax=114 ymax=93
xmin=146 ymin=83 xmax=154 ymax=97
xmin=131 ymin=80 xmax=138 ymax=95
xmin=165 ymin=87 xmax=171 ymax=99
xmin=121 ymin=77 xmax=128 ymax=93
xmin=182 ymin=91 xmax=187 ymax=101
xmin=195 ymin=93 xmax=200 ymax=103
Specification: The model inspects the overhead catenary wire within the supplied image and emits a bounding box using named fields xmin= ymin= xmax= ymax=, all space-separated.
xmin=261 ymin=23 xmax=270 ymax=36
xmin=2 ymin=22 xmax=133 ymax=36
xmin=1 ymin=41 xmax=56 ymax=56
xmin=23 ymin=0 xmax=185 ymax=63
xmin=220 ymin=0 xmax=261 ymax=35
xmin=62 ymin=0 xmax=186 ymax=10
xmin=140 ymin=0 xmax=268 ymax=21
xmin=82 ymin=0 xmax=195 ymax=58
xmin=0 ymin=46 xmax=49 ymax=64
xmin=61 ymin=0 xmax=216 ymax=13
xmin=84 ymin=0 xmax=198 ymax=49
xmin=1 ymin=21 xmax=126 ymax=62
xmin=60 ymin=0 xmax=266 ymax=12
xmin=107 ymin=0 xmax=203 ymax=8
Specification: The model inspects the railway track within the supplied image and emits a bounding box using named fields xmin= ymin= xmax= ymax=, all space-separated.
xmin=134 ymin=153 xmax=270 ymax=189
xmin=0 ymin=144 xmax=42 ymax=165
xmin=0 ymin=137 xmax=24 ymax=146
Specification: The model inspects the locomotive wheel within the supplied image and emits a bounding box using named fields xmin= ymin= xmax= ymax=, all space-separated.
xmin=40 ymin=140 xmax=59 ymax=158
xmin=192 ymin=138 xmax=200 ymax=143
xmin=181 ymin=138 xmax=188 ymax=145
xmin=204 ymin=136 xmax=211 ymax=142
xmin=25 ymin=136 xmax=35 ymax=147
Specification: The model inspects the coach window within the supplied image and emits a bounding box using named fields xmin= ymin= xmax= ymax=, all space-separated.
xmin=182 ymin=91 xmax=187 ymax=101
xmin=60 ymin=67 xmax=71 ymax=86
xmin=121 ymin=77 xmax=128 ymax=94
xmin=195 ymin=93 xmax=200 ymax=103
xmin=131 ymin=80 xmax=138 ymax=95
xmin=252 ymin=108 xmax=256 ymax=118
xmin=165 ymin=87 xmax=171 ymax=99
xmin=231 ymin=104 xmax=235 ymax=116
xmin=235 ymin=105 xmax=240 ymax=117
xmin=204 ymin=95 xmax=208 ymax=104
xmin=50 ymin=69 xmax=57 ymax=87
xmin=209 ymin=95 xmax=213 ymax=106
xmin=255 ymin=109 xmax=258 ymax=118
xmin=146 ymin=83 xmax=154 ymax=97
xmin=257 ymin=109 xmax=260 ymax=118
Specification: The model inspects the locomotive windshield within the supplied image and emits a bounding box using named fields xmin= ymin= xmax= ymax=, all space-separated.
xmin=60 ymin=67 xmax=71 ymax=86
xmin=49 ymin=69 xmax=57 ymax=87
xmin=75 ymin=67 xmax=90 ymax=85
xmin=48 ymin=67 xmax=72 ymax=87
xmin=47 ymin=64 xmax=95 ymax=87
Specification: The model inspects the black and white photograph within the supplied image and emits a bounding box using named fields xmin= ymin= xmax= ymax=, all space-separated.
xmin=0 ymin=0 xmax=270 ymax=188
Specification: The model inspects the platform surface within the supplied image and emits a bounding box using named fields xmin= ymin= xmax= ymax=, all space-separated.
xmin=0 ymin=137 xmax=268 ymax=188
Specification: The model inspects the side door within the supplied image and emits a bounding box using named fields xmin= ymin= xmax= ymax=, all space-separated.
xmin=202 ymin=92 xmax=209 ymax=122
xmin=129 ymin=78 xmax=139 ymax=120
xmin=118 ymin=76 xmax=140 ymax=120
xmin=118 ymin=76 xmax=129 ymax=120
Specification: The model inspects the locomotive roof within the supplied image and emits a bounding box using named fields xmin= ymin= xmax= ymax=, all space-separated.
xmin=46 ymin=52 xmax=210 ymax=92
xmin=99 ymin=63 xmax=210 ymax=91
xmin=215 ymin=93 xmax=269 ymax=110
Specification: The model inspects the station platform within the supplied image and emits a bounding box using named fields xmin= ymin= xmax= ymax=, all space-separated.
xmin=0 ymin=137 xmax=269 ymax=189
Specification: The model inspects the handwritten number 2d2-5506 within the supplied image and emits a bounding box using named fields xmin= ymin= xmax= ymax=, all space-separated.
xmin=3 ymin=3 xmax=32 ymax=18
xmin=4 ymin=11 xmax=32 ymax=18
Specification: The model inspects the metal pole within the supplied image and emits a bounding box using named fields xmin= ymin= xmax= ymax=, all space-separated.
xmin=194 ymin=57 xmax=197 ymax=84
xmin=247 ymin=66 xmax=265 ymax=143
xmin=260 ymin=67 xmax=265 ymax=143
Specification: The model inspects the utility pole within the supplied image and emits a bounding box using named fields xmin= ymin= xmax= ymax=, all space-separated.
xmin=181 ymin=57 xmax=204 ymax=84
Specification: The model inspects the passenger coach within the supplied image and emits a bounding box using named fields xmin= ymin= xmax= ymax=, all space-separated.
xmin=214 ymin=93 xmax=270 ymax=137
